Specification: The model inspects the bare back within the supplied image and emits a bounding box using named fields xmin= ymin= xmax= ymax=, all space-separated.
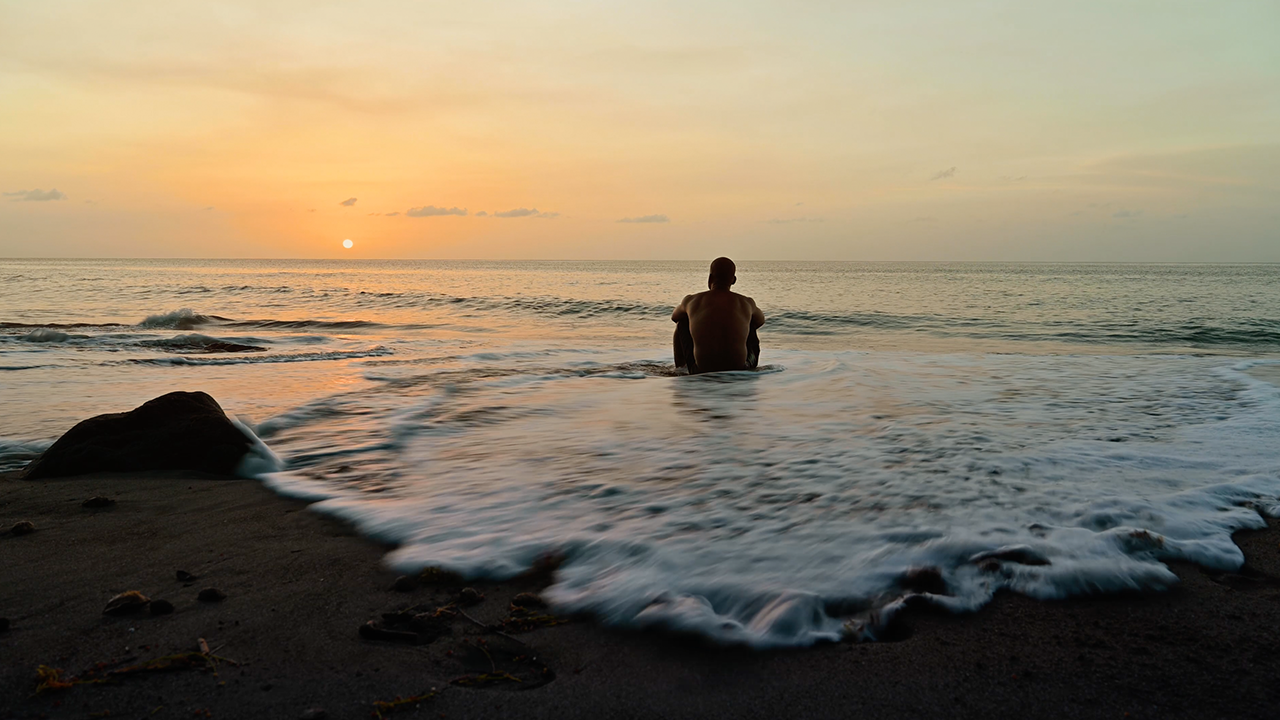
xmin=673 ymin=289 xmax=764 ymax=372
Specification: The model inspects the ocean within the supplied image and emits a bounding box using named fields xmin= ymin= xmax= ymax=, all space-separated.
xmin=3 ymin=259 xmax=1280 ymax=646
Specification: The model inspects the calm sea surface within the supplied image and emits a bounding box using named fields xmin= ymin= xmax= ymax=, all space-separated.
xmin=3 ymin=260 xmax=1280 ymax=645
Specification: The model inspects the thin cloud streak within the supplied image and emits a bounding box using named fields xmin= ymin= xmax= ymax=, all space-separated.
xmin=618 ymin=214 xmax=669 ymax=223
xmin=4 ymin=188 xmax=67 ymax=201
xmin=406 ymin=205 xmax=467 ymax=217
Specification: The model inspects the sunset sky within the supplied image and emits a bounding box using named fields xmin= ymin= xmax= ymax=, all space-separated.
xmin=1 ymin=1 xmax=1277 ymax=260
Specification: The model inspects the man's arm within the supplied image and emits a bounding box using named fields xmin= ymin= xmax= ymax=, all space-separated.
xmin=672 ymin=294 xmax=693 ymax=323
xmin=749 ymin=298 xmax=765 ymax=329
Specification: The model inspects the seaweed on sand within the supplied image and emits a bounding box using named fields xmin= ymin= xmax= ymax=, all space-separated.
xmin=372 ymin=689 xmax=438 ymax=719
xmin=33 ymin=647 xmax=240 ymax=695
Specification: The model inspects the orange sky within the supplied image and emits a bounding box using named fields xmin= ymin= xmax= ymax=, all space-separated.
xmin=2 ymin=1 xmax=1277 ymax=260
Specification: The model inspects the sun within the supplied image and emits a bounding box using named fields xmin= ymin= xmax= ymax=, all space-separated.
xmin=342 ymin=239 xmax=354 ymax=249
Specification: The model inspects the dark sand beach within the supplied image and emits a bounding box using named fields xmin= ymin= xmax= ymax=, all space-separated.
xmin=4 ymin=471 xmax=1280 ymax=719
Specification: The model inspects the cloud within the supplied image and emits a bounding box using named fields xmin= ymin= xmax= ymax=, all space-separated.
xmin=384 ymin=212 xmax=400 ymax=217
xmin=339 ymin=197 xmax=358 ymax=206
xmin=406 ymin=205 xmax=467 ymax=217
xmin=764 ymin=217 xmax=824 ymax=224
xmin=618 ymin=214 xmax=669 ymax=223
xmin=475 ymin=211 xmax=488 ymax=217
xmin=1112 ymin=209 xmax=1143 ymax=219
xmin=930 ymin=167 xmax=957 ymax=181
xmin=204 ymin=206 xmax=214 ymax=210
xmin=4 ymin=188 xmax=68 ymax=201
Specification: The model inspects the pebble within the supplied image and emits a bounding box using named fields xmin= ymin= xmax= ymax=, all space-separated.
xmin=104 ymin=591 xmax=151 ymax=616
xmin=10 ymin=521 xmax=35 ymax=536
xmin=511 ymin=592 xmax=547 ymax=609
xmin=81 ymin=496 xmax=116 ymax=508
xmin=149 ymin=599 xmax=175 ymax=616
xmin=198 ymin=587 xmax=227 ymax=602
xmin=458 ymin=587 xmax=484 ymax=606
xmin=298 ymin=708 xmax=327 ymax=720
xmin=391 ymin=575 xmax=419 ymax=592
xmin=176 ymin=570 xmax=197 ymax=582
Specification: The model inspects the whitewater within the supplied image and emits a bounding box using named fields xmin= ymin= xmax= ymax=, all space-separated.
xmin=3 ymin=259 xmax=1280 ymax=646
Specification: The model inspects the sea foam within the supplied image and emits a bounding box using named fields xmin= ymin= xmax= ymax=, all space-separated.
xmin=250 ymin=352 xmax=1280 ymax=647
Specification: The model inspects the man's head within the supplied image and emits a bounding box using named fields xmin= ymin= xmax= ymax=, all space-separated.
xmin=708 ymin=257 xmax=736 ymax=289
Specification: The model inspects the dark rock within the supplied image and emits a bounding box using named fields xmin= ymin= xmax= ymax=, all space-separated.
xmin=149 ymin=599 xmax=175 ymax=615
xmin=21 ymin=391 xmax=252 ymax=479
xmin=458 ymin=587 xmax=484 ymax=606
xmin=9 ymin=520 xmax=35 ymax=536
xmin=511 ymin=592 xmax=546 ymax=609
xmin=82 ymin=496 xmax=116 ymax=508
xmin=0 ymin=617 xmax=9 ymax=632
xmin=104 ymin=590 xmax=150 ymax=616
xmin=358 ymin=620 xmax=421 ymax=644
xmin=391 ymin=575 xmax=419 ymax=592
xmin=176 ymin=570 xmax=197 ymax=582
xmin=899 ymin=566 xmax=948 ymax=595
xmin=298 ymin=708 xmax=327 ymax=720
xmin=197 ymin=587 xmax=227 ymax=602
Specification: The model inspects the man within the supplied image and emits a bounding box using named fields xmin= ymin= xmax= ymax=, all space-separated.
xmin=672 ymin=257 xmax=766 ymax=374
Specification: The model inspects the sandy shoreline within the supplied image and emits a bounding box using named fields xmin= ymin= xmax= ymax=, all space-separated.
xmin=4 ymin=471 xmax=1280 ymax=719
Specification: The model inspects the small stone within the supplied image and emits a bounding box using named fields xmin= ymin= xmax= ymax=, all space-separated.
xmin=149 ymin=599 xmax=175 ymax=616
xmin=197 ymin=587 xmax=227 ymax=602
xmin=391 ymin=575 xmax=419 ymax=592
xmin=82 ymin=496 xmax=116 ymax=509
xmin=176 ymin=570 xmax=197 ymax=582
xmin=458 ymin=587 xmax=484 ymax=606
xmin=10 ymin=521 xmax=35 ymax=536
xmin=298 ymin=708 xmax=327 ymax=720
xmin=511 ymin=592 xmax=546 ymax=609
xmin=0 ymin=617 xmax=10 ymax=632
xmin=104 ymin=590 xmax=151 ymax=616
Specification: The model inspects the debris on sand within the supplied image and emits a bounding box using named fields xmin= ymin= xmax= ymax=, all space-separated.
xmin=81 ymin=496 xmax=116 ymax=509
xmin=417 ymin=567 xmax=464 ymax=585
xmin=458 ymin=587 xmax=484 ymax=606
xmin=497 ymin=606 xmax=566 ymax=633
xmin=10 ymin=520 xmax=36 ymax=536
xmin=176 ymin=570 xmax=197 ymax=582
xmin=358 ymin=621 xmax=423 ymax=645
xmin=390 ymin=575 xmax=419 ymax=592
xmin=149 ymin=599 xmax=175 ymax=616
xmin=372 ymin=690 xmax=437 ymax=719
xmin=103 ymin=591 xmax=150 ymax=616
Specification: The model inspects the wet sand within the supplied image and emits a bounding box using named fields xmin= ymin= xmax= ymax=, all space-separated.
xmin=3 ymin=470 xmax=1280 ymax=720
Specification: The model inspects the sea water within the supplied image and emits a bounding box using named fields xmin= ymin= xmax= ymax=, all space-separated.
xmin=3 ymin=260 xmax=1279 ymax=646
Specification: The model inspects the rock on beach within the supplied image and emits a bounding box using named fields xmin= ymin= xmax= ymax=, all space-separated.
xmin=20 ymin=391 xmax=252 ymax=479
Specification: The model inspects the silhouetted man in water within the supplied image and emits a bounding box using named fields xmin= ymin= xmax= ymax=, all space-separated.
xmin=672 ymin=257 xmax=766 ymax=374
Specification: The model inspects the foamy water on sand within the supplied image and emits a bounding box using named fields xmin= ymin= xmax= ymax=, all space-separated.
xmin=4 ymin=260 xmax=1280 ymax=646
